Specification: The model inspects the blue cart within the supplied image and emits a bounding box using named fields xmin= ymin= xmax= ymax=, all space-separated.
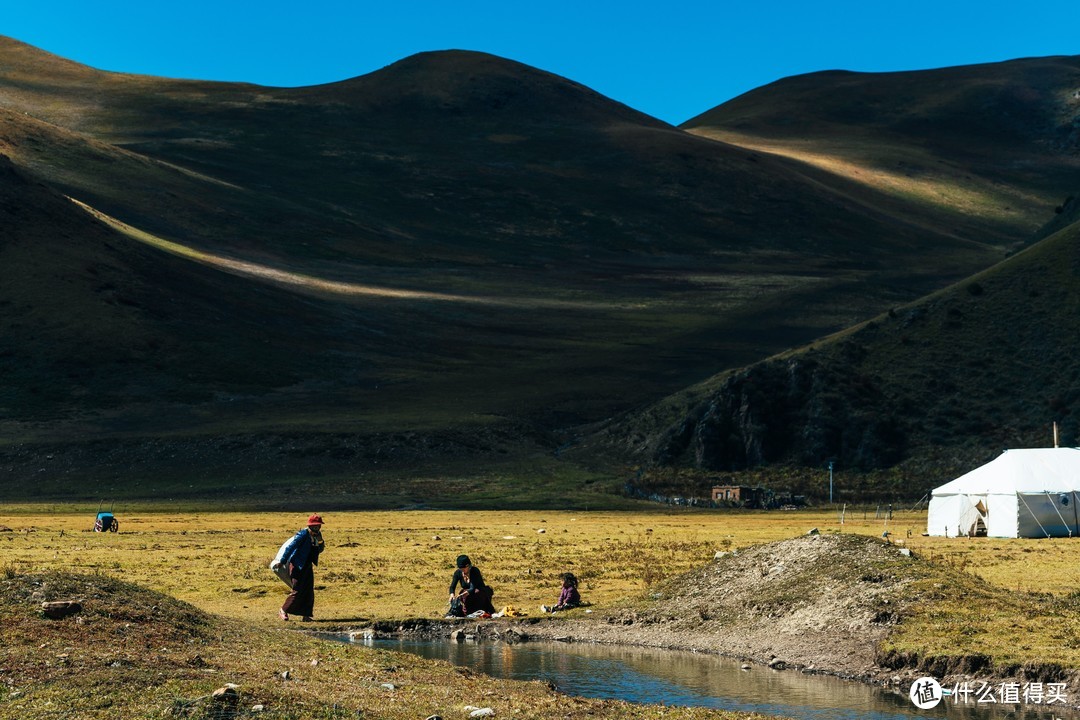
xmin=93 ymin=508 xmax=118 ymax=532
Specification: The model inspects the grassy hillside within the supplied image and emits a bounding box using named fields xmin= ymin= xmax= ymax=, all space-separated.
xmin=593 ymin=212 xmax=1080 ymax=500
xmin=2 ymin=37 xmax=1077 ymax=501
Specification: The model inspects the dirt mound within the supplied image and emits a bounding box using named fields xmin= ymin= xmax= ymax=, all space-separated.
xmin=533 ymin=533 xmax=921 ymax=679
xmin=0 ymin=570 xmax=227 ymax=689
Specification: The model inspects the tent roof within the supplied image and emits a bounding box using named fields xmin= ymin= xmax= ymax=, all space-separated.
xmin=932 ymin=447 xmax=1080 ymax=496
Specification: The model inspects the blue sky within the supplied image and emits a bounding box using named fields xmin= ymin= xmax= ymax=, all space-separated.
xmin=5 ymin=1 xmax=1077 ymax=125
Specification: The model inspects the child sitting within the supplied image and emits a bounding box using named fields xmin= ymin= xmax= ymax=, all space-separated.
xmin=541 ymin=572 xmax=581 ymax=613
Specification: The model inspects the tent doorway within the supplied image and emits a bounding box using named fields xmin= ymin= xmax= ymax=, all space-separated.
xmin=960 ymin=496 xmax=988 ymax=537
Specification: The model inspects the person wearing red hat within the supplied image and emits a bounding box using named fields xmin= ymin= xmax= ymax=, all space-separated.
xmin=271 ymin=514 xmax=325 ymax=621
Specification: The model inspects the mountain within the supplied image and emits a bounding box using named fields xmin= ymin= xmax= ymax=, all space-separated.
xmin=1 ymin=37 xmax=1077 ymax=501
xmin=683 ymin=56 xmax=1080 ymax=245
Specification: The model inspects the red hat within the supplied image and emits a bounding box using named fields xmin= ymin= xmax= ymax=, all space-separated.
xmin=307 ymin=513 xmax=324 ymax=526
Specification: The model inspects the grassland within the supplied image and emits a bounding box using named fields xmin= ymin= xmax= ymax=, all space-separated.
xmin=7 ymin=506 xmax=1080 ymax=618
xmin=5 ymin=506 xmax=1080 ymax=674
xmin=6 ymin=507 xmax=1080 ymax=716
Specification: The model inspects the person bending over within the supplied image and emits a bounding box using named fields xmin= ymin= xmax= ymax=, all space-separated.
xmin=448 ymin=554 xmax=495 ymax=616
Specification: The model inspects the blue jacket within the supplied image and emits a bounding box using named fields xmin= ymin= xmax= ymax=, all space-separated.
xmin=275 ymin=528 xmax=322 ymax=572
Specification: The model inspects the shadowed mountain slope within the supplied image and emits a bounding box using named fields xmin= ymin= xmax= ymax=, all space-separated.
xmin=2 ymin=37 xmax=1077 ymax=498
xmin=591 ymin=212 xmax=1080 ymax=497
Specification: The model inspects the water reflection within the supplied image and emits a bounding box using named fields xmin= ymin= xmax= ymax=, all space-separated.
xmin=347 ymin=636 xmax=1079 ymax=720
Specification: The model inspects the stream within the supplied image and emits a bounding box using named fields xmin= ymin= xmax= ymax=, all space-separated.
xmin=338 ymin=635 xmax=1079 ymax=720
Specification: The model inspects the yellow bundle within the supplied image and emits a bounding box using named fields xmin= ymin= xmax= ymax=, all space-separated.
xmin=499 ymin=605 xmax=527 ymax=617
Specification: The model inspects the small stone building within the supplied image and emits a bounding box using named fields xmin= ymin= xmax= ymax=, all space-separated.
xmin=712 ymin=485 xmax=745 ymax=502
xmin=711 ymin=485 xmax=772 ymax=507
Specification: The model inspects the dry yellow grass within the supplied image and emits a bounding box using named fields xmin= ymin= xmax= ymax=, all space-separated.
xmin=7 ymin=504 xmax=1080 ymax=717
xmin=3 ymin=506 xmax=1079 ymax=624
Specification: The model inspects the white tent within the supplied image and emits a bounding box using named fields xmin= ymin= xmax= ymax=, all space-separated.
xmin=927 ymin=448 xmax=1080 ymax=538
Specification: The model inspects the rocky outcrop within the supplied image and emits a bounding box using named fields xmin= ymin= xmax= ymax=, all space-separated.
xmin=655 ymin=353 xmax=905 ymax=471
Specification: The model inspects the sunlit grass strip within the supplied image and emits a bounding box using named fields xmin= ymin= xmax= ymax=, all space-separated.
xmin=67 ymin=197 xmax=627 ymax=310
xmin=689 ymin=129 xmax=1034 ymax=222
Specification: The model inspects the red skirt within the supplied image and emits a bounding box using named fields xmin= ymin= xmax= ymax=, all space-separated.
xmin=282 ymin=563 xmax=315 ymax=617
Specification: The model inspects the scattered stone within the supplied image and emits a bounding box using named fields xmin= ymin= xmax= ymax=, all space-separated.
xmin=211 ymin=686 xmax=239 ymax=706
xmin=425 ymin=715 xmax=443 ymax=720
xmin=741 ymin=663 xmax=751 ymax=671
xmin=350 ymin=629 xmax=375 ymax=642
xmin=380 ymin=682 xmax=396 ymax=690
xmin=281 ymin=670 xmax=291 ymax=681
xmin=768 ymin=657 xmax=786 ymax=670
xmin=536 ymin=528 xmax=546 ymax=534
xmin=553 ymin=636 xmax=572 ymax=643
xmin=41 ymin=600 xmax=82 ymax=619
xmin=0 ymin=525 xmax=12 ymax=532
xmin=432 ymin=535 xmax=441 ymax=540
xmin=469 ymin=709 xmax=495 ymax=718
xmin=899 ymin=548 xmax=912 ymax=557
xmin=807 ymin=528 xmax=820 ymax=535
xmin=251 ymin=705 xmax=265 ymax=713
xmin=310 ymin=658 xmax=319 ymax=666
